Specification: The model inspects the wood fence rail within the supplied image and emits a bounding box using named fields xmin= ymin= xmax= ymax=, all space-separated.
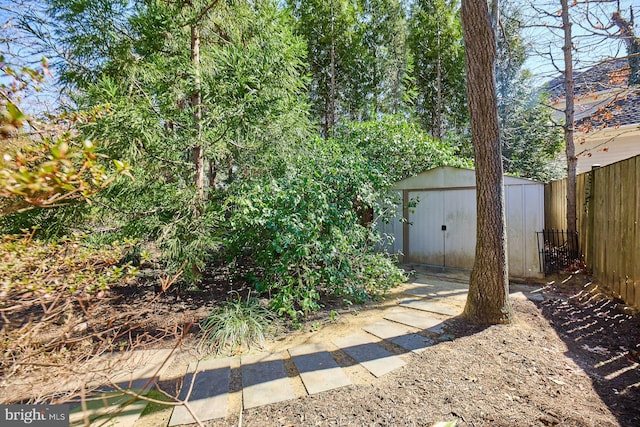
xmin=544 ymin=155 xmax=640 ymax=309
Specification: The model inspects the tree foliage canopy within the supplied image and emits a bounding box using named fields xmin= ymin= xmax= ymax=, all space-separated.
xmin=0 ymin=0 xmax=568 ymax=321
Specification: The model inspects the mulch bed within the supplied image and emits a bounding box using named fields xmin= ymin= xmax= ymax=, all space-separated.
xmin=3 ymin=269 xmax=639 ymax=426
xmin=204 ymin=278 xmax=640 ymax=427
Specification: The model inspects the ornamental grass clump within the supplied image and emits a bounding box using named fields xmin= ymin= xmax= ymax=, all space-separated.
xmin=199 ymin=295 xmax=277 ymax=355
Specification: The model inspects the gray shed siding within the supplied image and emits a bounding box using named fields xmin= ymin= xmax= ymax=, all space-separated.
xmin=378 ymin=166 xmax=544 ymax=279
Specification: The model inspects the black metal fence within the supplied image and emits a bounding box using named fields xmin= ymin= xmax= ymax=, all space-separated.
xmin=536 ymin=229 xmax=580 ymax=275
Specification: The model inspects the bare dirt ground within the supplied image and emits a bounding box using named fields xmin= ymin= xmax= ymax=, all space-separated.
xmin=3 ymin=267 xmax=639 ymax=426
xmin=129 ymin=268 xmax=640 ymax=427
xmin=203 ymin=274 xmax=640 ymax=427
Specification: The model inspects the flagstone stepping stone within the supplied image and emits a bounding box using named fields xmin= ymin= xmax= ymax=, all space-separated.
xmin=69 ymin=391 xmax=149 ymax=427
xmin=527 ymin=292 xmax=545 ymax=302
xmin=111 ymin=348 xmax=174 ymax=389
xmin=69 ymin=349 xmax=176 ymax=427
xmin=399 ymin=299 xmax=461 ymax=317
xmin=288 ymin=343 xmax=352 ymax=394
xmin=510 ymin=291 xmax=545 ymax=302
xmin=169 ymin=357 xmax=231 ymax=426
xmin=363 ymin=320 xmax=434 ymax=354
xmin=241 ymin=353 xmax=296 ymax=409
xmin=404 ymin=280 xmax=469 ymax=298
xmin=333 ymin=333 xmax=405 ymax=378
xmin=384 ymin=308 xmax=446 ymax=333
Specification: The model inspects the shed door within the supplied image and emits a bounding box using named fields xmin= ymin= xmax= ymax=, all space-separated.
xmin=407 ymin=189 xmax=476 ymax=268
xmin=407 ymin=191 xmax=445 ymax=265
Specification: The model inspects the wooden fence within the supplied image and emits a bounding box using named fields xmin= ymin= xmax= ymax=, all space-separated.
xmin=544 ymin=154 xmax=640 ymax=309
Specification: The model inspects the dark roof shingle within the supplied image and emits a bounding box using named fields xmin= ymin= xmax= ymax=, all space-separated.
xmin=548 ymin=59 xmax=640 ymax=128
xmin=547 ymin=58 xmax=631 ymax=98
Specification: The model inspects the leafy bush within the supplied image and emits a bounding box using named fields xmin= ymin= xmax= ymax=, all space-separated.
xmin=0 ymin=233 xmax=138 ymax=296
xmin=331 ymin=115 xmax=472 ymax=184
xmin=224 ymin=118 xmax=471 ymax=319
xmin=0 ymin=59 xmax=126 ymax=237
xmin=227 ymin=168 xmax=384 ymax=318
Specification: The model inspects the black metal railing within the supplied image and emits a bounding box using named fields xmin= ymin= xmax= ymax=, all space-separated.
xmin=536 ymin=229 xmax=580 ymax=275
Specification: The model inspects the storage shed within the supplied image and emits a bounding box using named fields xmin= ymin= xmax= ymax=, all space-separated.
xmin=378 ymin=166 xmax=544 ymax=279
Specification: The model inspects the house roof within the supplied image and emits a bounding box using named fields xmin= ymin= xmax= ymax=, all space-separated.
xmin=547 ymin=58 xmax=631 ymax=98
xmin=547 ymin=59 xmax=640 ymax=129
xmin=574 ymin=90 xmax=640 ymax=132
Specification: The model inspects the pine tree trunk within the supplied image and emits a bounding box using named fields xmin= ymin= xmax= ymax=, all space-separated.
xmin=392 ymin=64 xmax=401 ymax=114
xmin=191 ymin=23 xmax=205 ymax=200
xmin=561 ymin=0 xmax=577 ymax=234
xmin=460 ymin=0 xmax=513 ymax=325
xmin=373 ymin=48 xmax=379 ymax=117
xmin=329 ymin=11 xmax=336 ymax=136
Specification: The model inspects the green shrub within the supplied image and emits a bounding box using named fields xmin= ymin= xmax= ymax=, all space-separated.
xmin=0 ymin=233 xmax=138 ymax=295
xmin=223 ymin=118 xmax=469 ymax=320
xmin=225 ymin=137 xmax=408 ymax=319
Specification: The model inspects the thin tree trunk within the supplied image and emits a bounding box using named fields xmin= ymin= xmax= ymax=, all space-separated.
xmin=323 ymin=97 xmax=330 ymax=138
xmin=227 ymin=154 xmax=234 ymax=184
xmin=191 ymin=23 xmax=205 ymax=200
xmin=392 ymin=64 xmax=401 ymax=114
xmin=612 ymin=11 xmax=640 ymax=85
xmin=208 ymin=160 xmax=217 ymax=188
xmin=490 ymin=0 xmax=500 ymax=37
xmin=436 ymin=24 xmax=442 ymax=139
xmin=329 ymin=8 xmax=336 ymax=137
xmin=373 ymin=48 xmax=379 ymax=118
xmin=461 ymin=0 xmax=513 ymax=325
xmin=561 ymin=0 xmax=577 ymax=234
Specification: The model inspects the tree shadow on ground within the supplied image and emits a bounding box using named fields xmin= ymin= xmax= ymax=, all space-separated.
xmin=534 ymin=282 xmax=640 ymax=426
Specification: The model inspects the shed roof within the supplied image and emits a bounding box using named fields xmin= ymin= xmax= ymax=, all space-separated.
xmin=391 ymin=166 xmax=542 ymax=191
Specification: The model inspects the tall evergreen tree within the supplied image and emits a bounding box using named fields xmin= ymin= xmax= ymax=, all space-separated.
xmin=47 ymin=0 xmax=309 ymax=280
xmin=288 ymin=0 xmax=362 ymax=137
xmin=408 ymin=0 xmax=467 ymax=139
xmin=357 ymin=0 xmax=410 ymax=118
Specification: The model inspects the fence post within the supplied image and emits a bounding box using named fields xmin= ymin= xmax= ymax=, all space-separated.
xmin=587 ymin=165 xmax=600 ymax=272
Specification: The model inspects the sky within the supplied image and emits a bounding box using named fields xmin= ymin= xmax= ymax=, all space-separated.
xmin=0 ymin=0 xmax=638 ymax=114
xmin=521 ymin=0 xmax=639 ymax=83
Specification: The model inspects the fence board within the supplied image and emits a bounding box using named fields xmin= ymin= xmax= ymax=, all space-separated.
xmin=576 ymin=174 xmax=584 ymax=253
xmin=599 ymin=165 xmax=608 ymax=290
xmin=613 ymin=163 xmax=621 ymax=295
xmin=544 ymin=155 xmax=640 ymax=309
xmin=622 ymin=160 xmax=634 ymax=305
xmin=635 ymin=156 xmax=640 ymax=308
xmin=544 ymin=179 xmax=567 ymax=230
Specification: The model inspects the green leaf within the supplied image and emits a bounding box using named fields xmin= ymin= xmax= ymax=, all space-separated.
xmin=6 ymin=102 xmax=25 ymax=127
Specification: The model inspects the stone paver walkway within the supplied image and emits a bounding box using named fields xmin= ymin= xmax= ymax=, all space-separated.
xmin=363 ymin=320 xmax=434 ymax=354
xmin=241 ymin=352 xmax=296 ymax=409
xmin=399 ymin=298 xmax=462 ymax=316
xmin=68 ymin=349 xmax=175 ymax=427
xmin=70 ymin=266 xmax=546 ymax=426
xmin=333 ymin=332 xmax=407 ymax=377
xmin=289 ymin=343 xmax=352 ymax=394
xmin=384 ymin=308 xmax=446 ymax=332
xmin=168 ymin=357 xmax=231 ymax=426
